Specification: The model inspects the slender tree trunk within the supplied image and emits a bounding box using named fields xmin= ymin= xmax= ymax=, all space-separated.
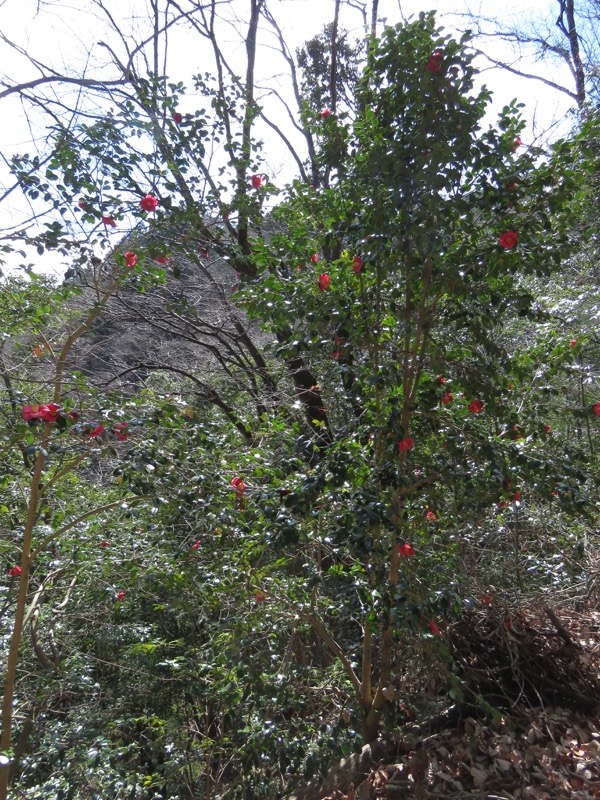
xmin=329 ymin=0 xmax=341 ymax=113
xmin=0 ymin=447 xmax=45 ymax=800
xmin=371 ymin=0 xmax=379 ymax=38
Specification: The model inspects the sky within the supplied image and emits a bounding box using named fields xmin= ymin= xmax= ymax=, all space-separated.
xmin=0 ymin=0 xmax=576 ymax=275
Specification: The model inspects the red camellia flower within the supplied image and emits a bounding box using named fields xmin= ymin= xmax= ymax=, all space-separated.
xmin=543 ymin=424 xmax=552 ymax=433
xmin=8 ymin=566 xmax=22 ymax=577
xmin=320 ymin=108 xmax=331 ymax=119
xmin=39 ymin=403 xmax=60 ymax=422
xmin=468 ymin=399 xmax=484 ymax=413
xmin=191 ymin=540 xmax=201 ymax=550
xmin=231 ymin=476 xmax=246 ymax=496
xmin=570 ymin=338 xmax=577 ymax=348
xmin=425 ymin=511 xmax=437 ymax=522
xmin=311 ymin=252 xmax=319 ymax=264
xmin=22 ymin=403 xmax=60 ymax=423
xmin=437 ymin=375 xmax=445 ymax=384
xmin=68 ymin=410 xmax=80 ymax=421
xmin=88 ymin=424 xmax=105 ymax=438
xmin=498 ymin=230 xmax=519 ymax=250
xmin=99 ymin=541 xmax=110 ymax=549
xmin=514 ymin=136 xmax=522 ymax=150
xmin=155 ymin=256 xmax=169 ymax=264
xmin=318 ymin=273 xmax=330 ymax=291
xmin=113 ymin=422 xmax=129 ymax=442
xmin=425 ymin=50 xmax=443 ymax=73
xmin=441 ymin=392 xmax=453 ymax=405
xmin=398 ymin=437 xmax=414 ymax=451
xmin=251 ymin=174 xmax=263 ymax=188
xmin=22 ymin=404 xmax=41 ymax=422
xmin=398 ymin=543 xmax=414 ymax=558
xmin=594 ymin=402 xmax=600 ymax=417
xmin=428 ymin=619 xmax=441 ymax=635
xmin=352 ymin=256 xmax=363 ymax=273
xmin=140 ymin=194 xmax=159 ymax=212
xmin=124 ymin=251 xmax=137 ymax=268
xmin=78 ymin=199 xmax=89 ymax=210
xmin=172 ymin=111 xmax=183 ymax=123
xmin=116 ymin=591 xmax=126 ymax=601
xmin=255 ymin=591 xmax=266 ymax=603
xmin=101 ymin=215 xmax=117 ymax=228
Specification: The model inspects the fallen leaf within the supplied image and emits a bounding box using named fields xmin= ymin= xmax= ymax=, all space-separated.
xmin=470 ymin=766 xmax=488 ymax=788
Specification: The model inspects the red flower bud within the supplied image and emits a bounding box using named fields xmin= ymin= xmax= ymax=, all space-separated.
xmin=172 ymin=112 xmax=183 ymax=123
xmin=398 ymin=543 xmax=414 ymax=558
xmin=101 ymin=215 xmax=117 ymax=228
xmin=594 ymin=402 xmax=600 ymax=417
xmin=441 ymin=392 xmax=453 ymax=405
xmin=255 ymin=590 xmax=266 ymax=603
xmin=318 ymin=273 xmax=330 ymax=291
xmin=398 ymin=437 xmax=414 ymax=451
xmin=570 ymin=338 xmax=577 ymax=348
xmin=231 ymin=476 xmax=246 ymax=496
xmin=425 ymin=511 xmax=437 ymax=522
xmin=251 ymin=174 xmax=263 ymax=189
xmin=320 ymin=108 xmax=331 ymax=119
xmin=8 ymin=566 xmax=22 ymax=577
xmin=352 ymin=256 xmax=363 ymax=273
xmin=124 ymin=252 xmax=137 ymax=268
xmin=116 ymin=591 xmax=126 ymax=601
xmin=428 ymin=619 xmax=441 ymax=635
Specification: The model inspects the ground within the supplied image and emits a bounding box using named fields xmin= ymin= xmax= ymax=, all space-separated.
xmin=289 ymin=605 xmax=600 ymax=800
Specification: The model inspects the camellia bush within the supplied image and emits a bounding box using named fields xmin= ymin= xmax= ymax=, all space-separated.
xmin=240 ymin=13 xmax=589 ymax=743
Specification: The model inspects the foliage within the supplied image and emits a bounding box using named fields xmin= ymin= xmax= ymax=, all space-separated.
xmin=2 ymin=9 xmax=600 ymax=800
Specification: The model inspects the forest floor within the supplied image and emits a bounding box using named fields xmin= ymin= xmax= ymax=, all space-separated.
xmin=295 ymin=604 xmax=600 ymax=800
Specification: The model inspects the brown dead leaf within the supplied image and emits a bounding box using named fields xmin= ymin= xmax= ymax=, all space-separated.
xmin=470 ymin=766 xmax=488 ymax=788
